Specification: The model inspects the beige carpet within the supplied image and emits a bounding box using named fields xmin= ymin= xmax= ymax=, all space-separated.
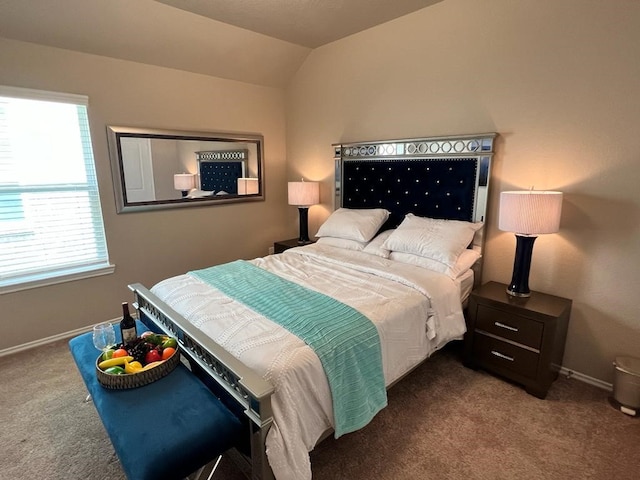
xmin=1 ymin=339 xmax=638 ymax=480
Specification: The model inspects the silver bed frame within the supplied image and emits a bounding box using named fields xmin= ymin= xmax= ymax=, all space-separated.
xmin=129 ymin=132 xmax=496 ymax=479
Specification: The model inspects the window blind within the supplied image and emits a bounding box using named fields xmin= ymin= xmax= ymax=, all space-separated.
xmin=0 ymin=86 xmax=112 ymax=293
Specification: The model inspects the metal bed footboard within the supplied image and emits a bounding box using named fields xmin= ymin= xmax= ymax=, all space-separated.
xmin=128 ymin=283 xmax=275 ymax=480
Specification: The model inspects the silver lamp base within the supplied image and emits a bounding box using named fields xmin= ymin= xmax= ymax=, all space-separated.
xmin=506 ymin=287 xmax=531 ymax=298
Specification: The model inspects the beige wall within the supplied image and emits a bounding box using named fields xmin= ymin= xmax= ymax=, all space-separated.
xmin=286 ymin=0 xmax=640 ymax=383
xmin=0 ymin=38 xmax=292 ymax=350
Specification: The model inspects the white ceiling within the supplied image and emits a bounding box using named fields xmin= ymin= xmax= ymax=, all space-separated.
xmin=0 ymin=0 xmax=443 ymax=87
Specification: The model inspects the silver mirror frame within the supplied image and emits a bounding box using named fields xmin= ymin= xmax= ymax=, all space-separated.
xmin=107 ymin=126 xmax=265 ymax=213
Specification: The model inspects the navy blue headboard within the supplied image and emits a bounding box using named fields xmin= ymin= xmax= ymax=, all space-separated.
xmin=196 ymin=149 xmax=249 ymax=195
xmin=199 ymin=161 xmax=244 ymax=194
xmin=334 ymin=133 xmax=495 ymax=246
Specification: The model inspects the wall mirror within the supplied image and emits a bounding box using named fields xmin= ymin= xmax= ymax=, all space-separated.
xmin=107 ymin=126 xmax=264 ymax=213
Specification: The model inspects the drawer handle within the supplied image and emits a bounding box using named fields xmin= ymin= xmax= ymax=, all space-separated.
xmin=495 ymin=321 xmax=518 ymax=332
xmin=491 ymin=350 xmax=514 ymax=362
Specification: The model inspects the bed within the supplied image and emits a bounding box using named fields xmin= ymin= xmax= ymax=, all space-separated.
xmin=129 ymin=133 xmax=496 ymax=480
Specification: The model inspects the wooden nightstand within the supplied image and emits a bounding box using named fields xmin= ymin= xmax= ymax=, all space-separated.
xmin=273 ymin=238 xmax=314 ymax=254
xmin=463 ymin=281 xmax=572 ymax=399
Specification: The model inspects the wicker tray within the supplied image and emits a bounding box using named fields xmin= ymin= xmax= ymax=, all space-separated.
xmin=96 ymin=347 xmax=180 ymax=389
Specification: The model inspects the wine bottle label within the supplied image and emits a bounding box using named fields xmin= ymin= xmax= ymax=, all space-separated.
xmin=122 ymin=327 xmax=137 ymax=344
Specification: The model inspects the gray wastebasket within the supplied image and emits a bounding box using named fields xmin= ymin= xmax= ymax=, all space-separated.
xmin=610 ymin=355 xmax=640 ymax=417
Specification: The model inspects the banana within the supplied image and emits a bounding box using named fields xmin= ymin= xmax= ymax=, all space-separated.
xmin=98 ymin=356 xmax=134 ymax=370
xmin=140 ymin=360 xmax=166 ymax=371
xmin=123 ymin=360 xmax=143 ymax=374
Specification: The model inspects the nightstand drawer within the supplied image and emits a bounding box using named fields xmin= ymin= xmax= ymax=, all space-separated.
xmin=473 ymin=333 xmax=539 ymax=379
xmin=475 ymin=304 xmax=543 ymax=349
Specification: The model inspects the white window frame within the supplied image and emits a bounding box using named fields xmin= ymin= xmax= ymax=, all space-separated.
xmin=0 ymin=85 xmax=114 ymax=294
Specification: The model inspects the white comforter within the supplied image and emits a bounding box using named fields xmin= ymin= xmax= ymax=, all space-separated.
xmin=151 ymin=244 xmax=467 ymax=479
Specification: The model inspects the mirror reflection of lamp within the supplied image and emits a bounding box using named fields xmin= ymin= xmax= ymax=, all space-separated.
xmin=499 ymin=189 xmax=563 ymax=297
xmin=288 ymin=179 xmax=320 ymax=245
xmin=237 ymin=177 xmax=259 ymax=195
xmin=173 ymin=173 xmax=196 ymax=197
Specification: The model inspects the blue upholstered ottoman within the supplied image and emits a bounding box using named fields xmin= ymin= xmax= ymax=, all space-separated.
xmin=69 ymin=321 xmax=243 ymax=480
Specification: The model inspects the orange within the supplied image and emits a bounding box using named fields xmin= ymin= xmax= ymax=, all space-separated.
xmin=112 ymin=348 xmax=129 ymax=358
xmin=161 ymin=347 xmax=176 ymax=360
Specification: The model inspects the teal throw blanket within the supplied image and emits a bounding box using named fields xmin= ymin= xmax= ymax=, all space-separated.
xmin=190 ymin=260 xmax=387 ymax=437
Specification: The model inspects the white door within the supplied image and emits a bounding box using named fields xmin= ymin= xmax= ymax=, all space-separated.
xmin=120 ymin=138 xmax=155 ymax=202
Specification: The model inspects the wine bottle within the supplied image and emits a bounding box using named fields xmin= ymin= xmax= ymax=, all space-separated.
xmin=119 ymin=302 xmax=137 ymax=346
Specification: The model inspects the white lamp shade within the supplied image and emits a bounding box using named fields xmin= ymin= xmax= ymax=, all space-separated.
xmin=499 ymin=190 xmax=563 ymax=235
xmin=237 ymin=177 xmax=259 ymax=195
xmin=288 ymin=181 xmax=319 ymax=207
xmin=173 ymin=173 xmax=196 ymax=191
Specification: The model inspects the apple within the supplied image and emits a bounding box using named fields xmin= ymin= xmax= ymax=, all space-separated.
xmin=145 ymin=349 xmax=162 ymax=364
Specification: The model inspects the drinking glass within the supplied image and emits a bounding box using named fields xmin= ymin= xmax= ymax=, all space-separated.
xmin=93 ymin=323 xmax=116 ymax=352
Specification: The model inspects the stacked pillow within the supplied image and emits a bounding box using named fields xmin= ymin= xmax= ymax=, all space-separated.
xmin=315 ymin=208 xmax=390 ymax=251
xmin=315 ymin=210 xmax=482 ymax=279
xmin=382 ymin=214 xmax=482 ymax=278
xmin=389 ymin=248 xmax=481 ymax=279
xmin=362 ymin=230 xmax=393 ymax=258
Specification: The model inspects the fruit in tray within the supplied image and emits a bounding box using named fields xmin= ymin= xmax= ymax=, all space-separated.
xmin=98 ymin=332 xmax=178 ymax=375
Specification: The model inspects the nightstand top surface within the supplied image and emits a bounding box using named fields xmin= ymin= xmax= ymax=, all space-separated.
xmin=275 ymin=238 xmax=315 ymax=248
xmin=473 ymin=281 xmax=572 ymax=317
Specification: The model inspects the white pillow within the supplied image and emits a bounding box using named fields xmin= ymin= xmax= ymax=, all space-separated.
xmin=316 ymin=236 xmax=367 ymax=251
xmin=316 ymin=208 xmax=390 ymax=243
xmin=382 ymin=214 xmax=483 ymax=268
xmin=362 ymin=230 xmax=394 ymax=258
xmin=187 ymin=189 xmax=214 ymax=198
xmin=390 ymin=248 xmax=481 ymax=279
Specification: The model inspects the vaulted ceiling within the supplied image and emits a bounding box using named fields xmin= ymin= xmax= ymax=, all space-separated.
xmin=0 ymin=0 xmax=443 ymax=87
xmin=155 ymin=0 xmax=444 ymax=48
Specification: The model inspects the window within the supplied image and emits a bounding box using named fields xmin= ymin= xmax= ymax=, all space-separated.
xmin=0 ymin=86 xmax=113 ymax=293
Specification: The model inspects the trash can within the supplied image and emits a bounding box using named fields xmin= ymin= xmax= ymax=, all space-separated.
xmin=610 ymin=356 xmax=640 ymax=417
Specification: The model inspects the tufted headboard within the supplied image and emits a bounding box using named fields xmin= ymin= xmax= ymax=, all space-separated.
xmin=333 ymin=133 xmax=496 ymax=253
xmin=197 ymin=150 xmax=248 ymax=194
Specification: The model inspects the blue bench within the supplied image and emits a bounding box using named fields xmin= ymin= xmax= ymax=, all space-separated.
xmin=68 ymin=320 xmax=244 ymax=480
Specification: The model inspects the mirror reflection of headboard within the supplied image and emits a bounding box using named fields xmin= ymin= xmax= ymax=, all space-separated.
xmin=197 ymin=150 xmax=248 ymax=194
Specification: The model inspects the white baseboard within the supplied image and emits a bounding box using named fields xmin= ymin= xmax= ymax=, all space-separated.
xmin=560 ymin=366 xmax=613 ymax=392
xmin=0 ymin=315 xmax=128 ymax=358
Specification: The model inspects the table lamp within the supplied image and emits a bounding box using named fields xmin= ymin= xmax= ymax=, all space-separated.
xmin=288 ymin=179 xmax=320 ymax=244
xmin=173 ymin=173 xmax=195 ymax=197
xmin=499 ymin=190 xmax=563 ymax=297
xmin=237 ymin=177 xmax=259 ymax=195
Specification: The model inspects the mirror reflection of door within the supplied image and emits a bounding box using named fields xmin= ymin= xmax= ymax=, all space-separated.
xmin=121 ymin=137 xmax=156 ymax=202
